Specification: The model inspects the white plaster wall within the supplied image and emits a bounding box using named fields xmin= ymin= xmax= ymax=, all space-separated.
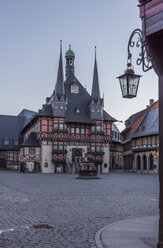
xmin=102 ymin=146 xmax=110 ymax=173
xmin=41 ymin=142 xmax=54 ymax=173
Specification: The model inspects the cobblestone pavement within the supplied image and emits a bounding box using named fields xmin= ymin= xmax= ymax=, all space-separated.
xmin=0 ymin=171 xmax=159 ymax=248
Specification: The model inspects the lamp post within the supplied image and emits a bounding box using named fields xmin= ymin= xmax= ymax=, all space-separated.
xmin=117 ymin=1 xmax=163 ymax=247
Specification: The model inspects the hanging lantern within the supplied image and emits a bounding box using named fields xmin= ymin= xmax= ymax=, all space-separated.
xmin=117 ymin=68 xmax=142 ymax=98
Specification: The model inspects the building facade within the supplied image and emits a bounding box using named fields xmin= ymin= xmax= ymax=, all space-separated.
xmin=122 ymin=100 xmax=159 ymax=173
xmin=110 ymin=124 xmax=124 ymax=169
xmin=0 ymin=44 xmax=116 ymax=173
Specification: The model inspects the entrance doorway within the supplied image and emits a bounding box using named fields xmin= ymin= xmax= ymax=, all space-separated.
xmin=72 ymin=148 xmax=82 ymax=163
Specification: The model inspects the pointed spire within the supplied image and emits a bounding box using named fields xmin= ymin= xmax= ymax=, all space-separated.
xmin=55 ymin=40 xmax=64 ymax=98
xmin=91 ymin=46 xmax=101 ymax=101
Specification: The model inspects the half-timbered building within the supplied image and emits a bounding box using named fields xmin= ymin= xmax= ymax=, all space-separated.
xmin=121 ymin=100 xmax=159 ymax=173
xmin=0 ymin=43 xmax=116 ymax=173
xmin=20 ymin=44 xmax=116 ymax=173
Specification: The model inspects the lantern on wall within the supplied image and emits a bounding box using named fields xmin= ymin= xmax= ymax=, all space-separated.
xmin=117 ymin=68 xmax=141 ymax=98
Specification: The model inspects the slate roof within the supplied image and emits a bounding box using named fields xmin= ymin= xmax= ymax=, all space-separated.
xmin=131 ymin=107 xmax=158 ymax=138
xmin=18 ymin=109 xmax=37 ymax=128
xmin=64 ymin=73 xmax=116 ymax=123
xmin=38 ymin=104 xmax=53 ymax=117
xmin=22 ymin=132 xmax=40 ymax=147
xmin=121 ymin=108 xmax=148 ymax=134
xmin=38 ymin=71 xmax=116 ymax=123
xmin=18 ymin=109 xmax=36 ymax=118
xmin=0 ymin=115 xmax=25 ymax=150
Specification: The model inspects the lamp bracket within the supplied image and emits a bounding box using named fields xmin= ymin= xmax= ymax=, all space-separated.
xmin=127 ymin=29 xmax=153 ymax=72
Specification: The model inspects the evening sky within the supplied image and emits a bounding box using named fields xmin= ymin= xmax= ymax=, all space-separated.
xmin=0 ymin=0 xmax=158 ymax=130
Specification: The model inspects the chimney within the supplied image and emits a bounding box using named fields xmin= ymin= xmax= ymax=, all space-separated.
xmin=149 ymin=99 xmax=154 ymax=106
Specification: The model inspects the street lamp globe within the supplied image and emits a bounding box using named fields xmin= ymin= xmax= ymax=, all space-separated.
xmin=117 ymin=68 xmax=142 ymax=98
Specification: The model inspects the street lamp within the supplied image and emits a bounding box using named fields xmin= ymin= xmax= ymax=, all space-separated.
xmin=117 ymin=29 xmax=152 ymax=98
xmin=117 ymin=68 xmax=141 ymax=99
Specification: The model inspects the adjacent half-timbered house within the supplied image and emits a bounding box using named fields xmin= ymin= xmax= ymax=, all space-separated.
xmin=122 ymin=100 xmax=159 ymax=173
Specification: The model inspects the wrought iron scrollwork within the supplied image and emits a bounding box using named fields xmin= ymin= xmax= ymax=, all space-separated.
xmin=127 ymin=29 xmax=153 ymax=72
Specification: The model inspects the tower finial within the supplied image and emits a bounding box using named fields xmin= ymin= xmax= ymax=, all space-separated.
xmin=55 ymin=40 xmax=64 ymax=97
xmin=60 ymin=40 xmax=62 ymax=53
xmin=69 ymin=44 xmax=71 ymax=50
xmin=91 ymin=46 xmax=101 ymax=101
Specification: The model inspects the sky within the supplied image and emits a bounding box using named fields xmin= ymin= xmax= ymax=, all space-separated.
xmin=0 ymin=0 xmax=158 ymax=131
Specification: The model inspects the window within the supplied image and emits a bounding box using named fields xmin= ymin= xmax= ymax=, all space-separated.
xmin=54 ymin=106 xmax=58 ymax=109
xmin=91 ymin=126 xmax=95 ymax=132
xmin=96 ymin=146 xmax=100 ymax=152
xmin=76 ymin=128 xmax=80 ymax=134
xmin=91 ymin=146 xmax=95 ymax=152
xmin=81 ymin=128 xmax=85 ymax=134
xmin=4 ymin=137 xmax=9 ymax=146
xmin=54 ymin=123 xmax=58 ymax=129
xmin=60 ymin=106 xmax=63 ymax=109
xmin=96 ymin=126 xmax=101 ymax=131
xmin=13 ymin=152 xmax=18 ymax=161
xmin=59 ymin=124 xmax=63 ymax=130
xmin=54 ymin=123 xmax=66 ymax=130
xmin=29 ymin=147 xmax=35 ymax=154
xmin=59 ymin=145 xmax=63 ymax=150
xmin=14 ymin=137 xmax=19 ymax=146
xmin=71 ymin=128 xmax=75 ymax=133
xmin=101 ymin=146 xmax=104 ymax=152
xmin=54 ymin=145 xmax=57 ymax=150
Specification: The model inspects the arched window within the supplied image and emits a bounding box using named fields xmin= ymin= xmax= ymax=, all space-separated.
xmin=143 ymin=154 xmax=147 ymax=170
xmin=137 ymin=155 xmax=141 ymax=170
xmin=4 ymin=136 xmax=9 ymax=146
xmin=149 ymin=154 xmax=154 ymax=170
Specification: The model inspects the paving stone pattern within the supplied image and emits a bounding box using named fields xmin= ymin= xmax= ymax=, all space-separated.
xmin=0 ymin=171 xmax=159 ymax=248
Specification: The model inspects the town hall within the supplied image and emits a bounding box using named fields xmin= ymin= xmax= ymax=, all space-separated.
xmin=0 ymin=42 xmax=116 ymax=173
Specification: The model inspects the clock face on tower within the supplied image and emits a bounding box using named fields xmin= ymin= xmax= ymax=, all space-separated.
xmin=71 ymin=84 xmax=79 ymax=94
